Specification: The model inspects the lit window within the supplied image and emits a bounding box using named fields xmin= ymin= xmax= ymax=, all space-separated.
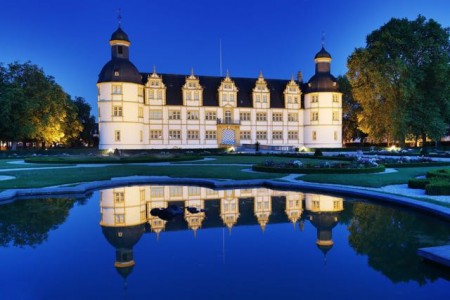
xmin=187 ymin=130 xmax=199 ymax=140
xmin=205 ymin=111 xmax=217 ymax=120
xmin=256 ymin=112 xmax=267 ymax=121
xmin=168 ymin=130 xmax=181 ymax=139
xmin=288 ymin=131 xmax=298 ymax=140
xmin=149 ymin=110 xmax=162 ymax=120
xmin=169 ymin=111 xmax=181 ymax=120
xmin=205 ymin=130 xmax=216 ymax=140
xmin=115 ymin=214 xmax=125 ymax=224
xmin=240 ymin=131 xmax=251 ymax=140
xmin=112 ymin=85 xmax=122 ymax=94
xmin=114 ymin=71 xmax=119 ymax=77
xmin=113 ymin=106 xmax=123 ymax=117
xmin=272 ymin=131 xmax=283 ymax=140
xmin=272 ymin=113 xmax=283 ymax=122
xmin=187 ymin=111 xmax=199 ymax=120
xmin=288 ymin=113 xmax=298 ymax=122
xmin=256 ymin=131 xmax=267 ymax=140
xmin=150 ymin=130 xmax=162 ymax=139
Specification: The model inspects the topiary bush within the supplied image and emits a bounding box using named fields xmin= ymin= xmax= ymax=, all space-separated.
xmin=425 ymin=180 xmax=450 ymax=195
xmin=314 ymin=149 xmax=323 ymax=157
xmin=407 ymin=178 xmax=430 ymax=189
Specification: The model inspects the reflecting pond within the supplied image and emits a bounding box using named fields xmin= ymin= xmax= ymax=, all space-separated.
xmin=0 ymin=185 xmax=449 ymax=299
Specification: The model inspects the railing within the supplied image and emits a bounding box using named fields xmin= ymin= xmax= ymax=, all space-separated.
xmin=217 ymin=118 xmax=241 ymax=125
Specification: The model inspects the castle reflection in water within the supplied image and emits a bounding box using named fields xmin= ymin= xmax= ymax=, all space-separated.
xmin=100 ymin=185 xmax=343 ymax=278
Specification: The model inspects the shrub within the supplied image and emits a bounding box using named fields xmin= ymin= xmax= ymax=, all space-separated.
xmin=314 ymin=149 xmax=323 ymax=157
xmin=408 ymin=178 xmax=430 ymax=189
xmin=425 ymin=180 xmax=450 ymax=195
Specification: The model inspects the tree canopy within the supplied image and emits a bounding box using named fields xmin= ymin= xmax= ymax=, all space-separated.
xmin=0 ymin=62 xmax=94 ymax=148
xmin=347 ymin=16 xmax=450 ymax=145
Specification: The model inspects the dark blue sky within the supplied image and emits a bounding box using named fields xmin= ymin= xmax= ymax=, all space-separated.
xmin=1 ymin=0 xmax=449 ymax=115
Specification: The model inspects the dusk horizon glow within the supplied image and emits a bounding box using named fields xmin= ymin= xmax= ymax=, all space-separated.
xmin=1 ymin=0 xmax=449 ymax=115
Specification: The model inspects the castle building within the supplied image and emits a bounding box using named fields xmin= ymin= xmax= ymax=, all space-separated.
xmin=97 ymin=26 xmax=342 ymax=150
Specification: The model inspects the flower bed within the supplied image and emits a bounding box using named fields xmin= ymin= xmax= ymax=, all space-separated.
xmin=252 ymin=159 xmax=385 ymax=174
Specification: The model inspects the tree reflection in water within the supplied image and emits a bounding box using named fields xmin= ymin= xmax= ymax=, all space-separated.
xmin=347 ymin=201 xmax=450 ymax=284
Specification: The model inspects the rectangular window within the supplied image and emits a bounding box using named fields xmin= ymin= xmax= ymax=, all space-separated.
xmin=287 ymin=96 xmax=292 ymax=103
xmin=157 ymin=90 xmax=162 ymax=99
xmin=334 ymin=131 xmax=338 ymax=141
xmin=151 ymin=187 xmax=164 ymax=198
xmin=169 ymin=130 xmax=181 ymax=140
xmin=169 ymin=111 xmax=181 ymax=120
xmin=186 ymin=91 xmax=191 ymax=100
xmin=170 ymin=186 xmax=183 ymax=197
xmin=313 ymin=201 xmax=320 ymax=209
xmin=115 ymin=130 xmax=121 ymax=142
xmin=240 ymin=112 xmax=251 ymax=121
xmin=311 ymin=95 xmax=319 ymax=103
xmin=187 ymin=111 xmax=199 ymax=120
xmin=256 ymin=112 xmax=267 ymax=121
xmin=188 ymin=186 xmax=201 ymax=196
xmin=240 ymin=131 xmax=251 ymax=140
xmin=333 ymin=201 xmax=341 ymax=209
xmin=138 ymin=87 xmax=144 ymax=97
xmin=114 ymin=192 xmax=125 ymax=203
xmin=140 ymin=130 xmax=143 ymax=142
xmin=113 ymin=106 xmax=123 ymax=117
xmin=150 ymin=130 xmax=162 ymax=140
xmin=256 ymin=131 xmax=267 ymax=140
xmin=187 ymin=130 xmax=199 ymax=140
xmin=222 ymin=94 xmax=228 ymax=101
xmin=205 ymin=130 xmax=216 ymax=140
xmin=112 ymin=85 xmax=122 ymax=95
xmin=311 ymin=112 xmax=319 ymax=121
xmin=114 ymin=214 xmax=125 ymax=224
xmin=288 ymin=113 xmax=298 ymax=122
xmin=140 ymin=189 xmax=145 ymax=202
xmin=272 ymin=112 xmax=283 ymax=122
xmin=149 ymin=110 xmax=162 ymax=120
xmin=148 ymin=90 xmax=154 ymax=100
xmin=312 ymin=131 xmax=317 ymax=141
xmin=138 ymin=107 xmax=143 ymax=118
xmin=262 ymin=95 xmax=267 ymax=103
xmin=229 ymin=94 xmax=235 ymax=102
xmin=272 ymin=131 xmax=283 ymax=140
xmin=256 ymin=95 xmax=260 ymax=102
xmin=332 ymin=94 xmax=339 ymax=102
xmin=194 ymin=91 xmax=199 ymax=100
xmin=205 ymin=111 xmax=217 ymax=121
xmin=288 ymin=131 xmax=298 ymax=140
xmin=333 ymin=111 xmax=339 ymax=121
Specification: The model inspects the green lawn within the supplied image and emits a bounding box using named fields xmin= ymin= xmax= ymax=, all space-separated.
xmin=0 ymin=165 xmax=284 ymax=190
xmin=300 ymin=166 xmax=445 ymax=187
xmin=0 ymin=159 xmax=71 ymax=169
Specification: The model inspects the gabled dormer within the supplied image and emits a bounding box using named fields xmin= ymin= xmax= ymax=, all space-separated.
xmin=182 ymin=69 xmax=203 ymax=106
xmin=252 ymin=71 xmax=270 ymax=109
xmin=284 ymin=76 xmax=301 ymax=109
xmin=218 ymin=71 xmax=238 ymax=107
xmin=145 ymin=66 xmax=166 ymax=105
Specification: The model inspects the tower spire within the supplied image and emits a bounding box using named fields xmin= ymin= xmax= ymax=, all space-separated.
xmin=117 ymin=8 xmax=122 ymax=27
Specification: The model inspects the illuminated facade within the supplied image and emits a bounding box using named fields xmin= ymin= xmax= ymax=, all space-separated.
xmin=97 ymin=27 xmax=343 ymax=150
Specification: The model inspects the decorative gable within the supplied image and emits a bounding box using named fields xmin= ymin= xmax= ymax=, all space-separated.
xmin=284 ymin=77 xmax=301 ymax=109
xmin=218 ymin=71 xmax=238 ymax=107
xmin=252 ymin=72 xmax=270 ymax=109
xmin=182 ymin=69 xmax=203 ymax=106
xmin=145 ymin=67 xmax=166 ymax=105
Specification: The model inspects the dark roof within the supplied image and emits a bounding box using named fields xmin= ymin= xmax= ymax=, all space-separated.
xmin=101 ymin=224 xmax=146 ymax=249
xmin=110 ymin=27 xmax=130 ymax=42
xmin=98 ymin=58 xmax=142 ymax=84
xmin=306 ymin=73 xmax=339 ymax=93
xmin=141 ymin=73 xmax=300 ymax=108
xmin=314 ymin=46 xmax=332 ymax=59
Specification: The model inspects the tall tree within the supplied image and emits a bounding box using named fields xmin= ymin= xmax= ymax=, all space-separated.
xmin=71 ymin=96 xmax=96 ymax=146
xmin=347 ymin=16 xmax=450 ymax=145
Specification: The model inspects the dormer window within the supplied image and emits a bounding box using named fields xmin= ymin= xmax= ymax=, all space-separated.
xmin=114 ymin=71 xmax=119 ymax=76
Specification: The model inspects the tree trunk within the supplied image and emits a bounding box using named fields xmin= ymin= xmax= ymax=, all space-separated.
xmin=421 ymin=132 xmax=427 ymax=147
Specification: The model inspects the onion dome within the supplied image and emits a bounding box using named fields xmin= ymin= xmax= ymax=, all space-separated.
xmin=110 ymin=27 xmax=130 ymax=42
xmin=314 ymin=46 xmax=332 ymax=59
xmin=102 ymin=224 xmax=145 ymax=250
xmin=309 ymin=212 xmax=339 ymax=255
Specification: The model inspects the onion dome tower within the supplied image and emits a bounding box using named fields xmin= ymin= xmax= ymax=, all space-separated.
xmin=97 ymin=24 xmax=146 ymax=150
xmin=303 ymin=46 xmax=342 ymax=148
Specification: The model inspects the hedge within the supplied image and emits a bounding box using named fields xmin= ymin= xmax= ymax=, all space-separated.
xmin=385 ymin=162 xmax=450 ymax=168
xmin=252 ymin=164 xmax=385 ymax=174
xmin=425 ymin=181 xmax=450 ymax=195
xmin=427 ymin=169 xmax=450 ymax=179
xmin=407 ymin=178 xmax=430 ymax=189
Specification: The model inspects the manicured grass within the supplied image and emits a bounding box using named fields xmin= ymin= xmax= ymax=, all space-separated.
xmin=0 ymin=165 xmax=284 ymax=190
xmin=300 ymin=166 xmax=446 ymax=188
xmin=24 ymin=155 xmax=200 ymax=164
xmin=0 ymin=159 xmax=71 ymax=169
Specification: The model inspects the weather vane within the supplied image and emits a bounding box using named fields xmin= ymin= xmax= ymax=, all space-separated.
xmin=117 ymin=8 xmax=122 ymax=27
